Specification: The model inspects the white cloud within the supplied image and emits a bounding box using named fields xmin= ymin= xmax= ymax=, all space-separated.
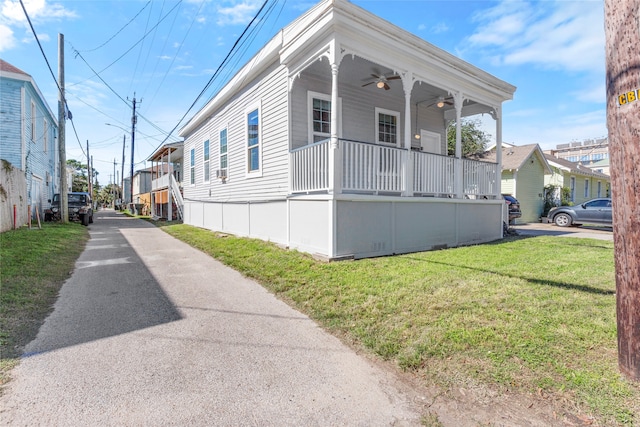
xmin=0 ymin=0 xmax=75 ymax=51
xmin=465 ymin=0 xmax=604 ymax=74
xmin=431 ymin=22 xmax=449 ymax=34
xmin=417 ymin=23 xmax=426 ymax=31
xmin=0 ymin=23 xmax=16 ymax=51
xmin=1 ymin=0 xmax=76 ymax=22
xmin=504 ymin=109 xmax=607 ymax=149
xmin=216 ymin=1 xmax=262 ymax=26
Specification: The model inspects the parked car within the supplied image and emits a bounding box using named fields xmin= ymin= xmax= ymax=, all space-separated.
xmin=45 ymin=192 xmax=94 ymax=226
xmin=502 ymin=194 xmax=522 ymax=224
xmin=547 ymin=198 xmax=612 ymax=227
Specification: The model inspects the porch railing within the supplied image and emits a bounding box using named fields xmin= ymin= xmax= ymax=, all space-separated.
xmin=413 ymin=151 xmax=455 ymax=196
xmin=463 ymin=158 xmax=498 ymax=197
xmin=289 ymin=139 xmax=497 ymax=197
xmin=290 ymin=140 xmax=330 ymax=193
xmin=152 ymin=173 xmax=170 ymax=190
xmin=342 ymin=139 xmax=405 ymax=193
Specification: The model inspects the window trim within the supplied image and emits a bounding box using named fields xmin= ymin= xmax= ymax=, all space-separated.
xmin=307 ymin=91 xmax=343 ymax=144
xmin=43 ymin=119 xmax=48 ymax=153
xmin=189 ymin=148 xmax=195 ymax=186
xmin=31 ymin=101 xmax=36 ymax=142
xmin=203 ymin=139 xmax=210 ymax=183
xmin=219 ymin=126 xmax=228 ymax=179
xmin=584 ymin=179 xmax=589 ymax=198
xmin=374 ymin=107 xmax=401 ymax=147
xmin=245 ymin=101 xmax=262 ymax=178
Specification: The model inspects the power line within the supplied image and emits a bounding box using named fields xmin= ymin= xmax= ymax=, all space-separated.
xmin=79 ymin=1 xmax=152 ymax=53
xmin=151 ymin=0 xmax=273 ymax=153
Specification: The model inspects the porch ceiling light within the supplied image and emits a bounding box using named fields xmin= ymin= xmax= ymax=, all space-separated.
xmin=376 ymin=80 xmax=386 ymax=89
xmin=436 ymin=97 xmax=445 ymax=108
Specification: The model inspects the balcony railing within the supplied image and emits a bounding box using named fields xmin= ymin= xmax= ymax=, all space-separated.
xmin=290 ymin=139 xmax=498 ymax=198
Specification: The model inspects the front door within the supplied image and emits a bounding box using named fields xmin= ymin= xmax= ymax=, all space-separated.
xmin=420 ymin=130 xmax=441 ymax=154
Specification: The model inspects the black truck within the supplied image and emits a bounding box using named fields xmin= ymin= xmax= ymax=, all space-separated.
xmin=45 ymin=192 xmax=94 ymax=226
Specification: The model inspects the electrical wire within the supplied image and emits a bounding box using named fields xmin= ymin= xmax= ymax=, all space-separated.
xmin=150 ymin=0 xmax=272 ymax=153
xmin=79 ymin=1 xmax=152 ymax=53
xmin=18 ymin=0 xmax=86 ymax=158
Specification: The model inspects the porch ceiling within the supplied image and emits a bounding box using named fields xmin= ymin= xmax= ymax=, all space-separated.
xmin=302 ymin=55 xmax=489 ymax=116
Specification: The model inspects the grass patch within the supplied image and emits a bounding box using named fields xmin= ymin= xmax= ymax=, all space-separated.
xmin=159 ymin=223 xmax=638 ymax=425
xmin=0 ymin=223 xmax=89 ymax=388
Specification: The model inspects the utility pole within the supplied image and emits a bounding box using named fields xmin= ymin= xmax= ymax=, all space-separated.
xmin=604 ymin=0 xmax=640 ymax=381
xmin=121 ymin=134 xmax=125 ymax=208
xmin=86 ymin=140 xmax=91 ymax=197
xmin=113 ymin=158 xmax=117 ymax=209
xmin=57 ymin=33 xmax=68 ymax=222
xmin=129 ymin=95 xmax=139 ymax=211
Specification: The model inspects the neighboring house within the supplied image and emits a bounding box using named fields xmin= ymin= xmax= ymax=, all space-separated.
xmin=480 ymin=143 xmax=552 ymax=223
xmin=177 ymin=0 xmax=516 ymax=260
xmin=148 ymin=142 xmax=183 ymax=221
xmin=0 ymin=59 xmax=59 ymax=219
xmin=584 ymin=158 xmax=610 ymax=176
xmin=544 ymin=154 xmax=611 ymax=205
xmin=132 ymin=167 xmax=153 ymax=214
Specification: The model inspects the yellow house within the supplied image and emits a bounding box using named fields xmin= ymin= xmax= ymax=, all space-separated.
xmin=544 ymin=154 xmax=611 ymax=205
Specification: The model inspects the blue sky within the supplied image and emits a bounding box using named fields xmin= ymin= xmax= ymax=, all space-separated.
xmin=1 ymin=0 xmax=606 ymax=185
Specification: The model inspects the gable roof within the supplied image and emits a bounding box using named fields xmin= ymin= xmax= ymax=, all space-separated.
xmin=479 ymin=143 xmax=552 ymax=174
xmin=179 ymin=0 xmax=516 ymax=137
xmin=0 ymin=59 xmax=29 ymax=76
xmin=0 ymin=58 xmax=57 ymax=122
xmin=544 ymin=154 xmax=610 ymax=179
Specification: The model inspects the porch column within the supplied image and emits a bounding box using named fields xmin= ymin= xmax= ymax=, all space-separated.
xmin=327 ymin=40 xmax=342 ymax=260
xmin=328 ymin=60 xmax=342 ymax=195
xmin=492 ymin=106 xmax=503 ymax=198
xmin=402 ymin=73 xmax=413 ymax=197
xmin=454 ymin=92 xmax=463 ymax=198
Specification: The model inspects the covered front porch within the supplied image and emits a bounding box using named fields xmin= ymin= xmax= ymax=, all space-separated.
xmin=148 ymin=142 xmax=184 ymax=221
xmin=291 ymin=138 xmax=497 ymax=198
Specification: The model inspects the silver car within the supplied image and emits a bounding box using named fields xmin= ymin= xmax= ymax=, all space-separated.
xmin=548 ymin=198 xmax=612 ymax=227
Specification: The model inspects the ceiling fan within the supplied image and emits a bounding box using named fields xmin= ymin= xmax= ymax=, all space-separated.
xmin=425 ymin=96 xmax=454 ymax=108
xmin=361 ymin=72 xmax=401 ymax=90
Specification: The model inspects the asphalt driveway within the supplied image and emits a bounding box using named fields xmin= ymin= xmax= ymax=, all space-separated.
xmin=0 ymin=210 xmax=422 ymax=426
xmin=512 ymin=222 xmax=613 ymax=241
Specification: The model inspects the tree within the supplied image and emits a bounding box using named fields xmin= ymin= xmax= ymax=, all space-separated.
xmin=66 ymin=159 xmax=98 ymax=192
xmin=605 ymin=0 xmax=640 ymax=381
xmin=446 ymin=118 xmax=491 ymax=157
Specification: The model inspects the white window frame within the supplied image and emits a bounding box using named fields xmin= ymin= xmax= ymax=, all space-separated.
xmin=307 ymin=91 xmax=342 ymax=144
xmin=584 ymin=179 xmax=589 ymax=198
xmin=43 ymin=119 xmax=48 ymax=152
xmin=203 ymin=139 xmax=210 ymax=183
xmin=374 ymin=107 xmax=400 ymax=146
xmin=219 ymin=126 xmax=228 ymax=178
xmin=245 ymin=100 xmax=262 ymax=178
xmin=570 ymin=176 xmax=576 ymax=202
xmin=189 ymin=148 xmax=195 ymax=186
xmin=31 ymin=101 xmax=36 ymax=142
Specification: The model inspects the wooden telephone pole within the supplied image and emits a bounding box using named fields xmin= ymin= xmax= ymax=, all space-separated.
xmin=604 ymin=0 xmax=640 ymax=381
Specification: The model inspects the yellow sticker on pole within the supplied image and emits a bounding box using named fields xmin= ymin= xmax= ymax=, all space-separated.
xmin=618 ymin=89 xmax=639 ymax=105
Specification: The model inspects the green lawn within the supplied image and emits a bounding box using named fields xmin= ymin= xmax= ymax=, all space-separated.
xmin=1 ymin=220 xmax=637 ymax=424
xmin=159 ymin=223 xmax=638 ymax=425
xmin=0 ymin=223 xmax=88 ymax=387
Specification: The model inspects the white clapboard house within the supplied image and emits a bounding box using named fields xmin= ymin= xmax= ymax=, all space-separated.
xmin=177 ymin=0 xmax=516 ymax=260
